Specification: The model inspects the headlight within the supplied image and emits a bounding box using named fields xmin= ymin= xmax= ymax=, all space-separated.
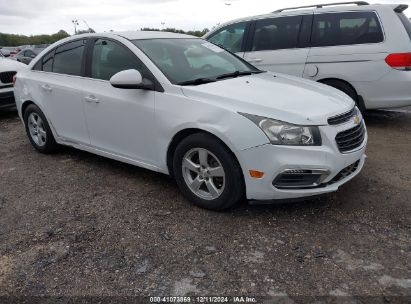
xmin=240 ymin=113 xmax=322 ymax=146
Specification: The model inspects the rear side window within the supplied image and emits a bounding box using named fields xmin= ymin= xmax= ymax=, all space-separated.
xmin=53 ymin=40 xmax=86 ymax=76
xmin=207 ymin=22 xmax=247 ymax=53
xmin=397 ymin=13 xmax=411 ymax=40
xmin=42 ymin=51 xmax=54 ymax=72
xmin=32 ymin=40 xmax=85 ymax=75
xmin=312 ymin=12 xmax=384 ymax=47
xmin=251 ymin=16 xmax=302 ymax=51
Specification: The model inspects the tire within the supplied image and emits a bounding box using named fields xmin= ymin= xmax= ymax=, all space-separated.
xmin=321 ymin=80 xmax=365 ymax=112
xmin=173 ymin=133 xmax=244 ymax=211
xmin=23 ymin=104 xmax=59 ymax=153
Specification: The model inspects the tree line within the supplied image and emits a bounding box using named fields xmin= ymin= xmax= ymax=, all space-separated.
xmin=0 ymin=30 xmax=70 ymax=47
xmin=0 ymin=27 xmax=209 ymax=47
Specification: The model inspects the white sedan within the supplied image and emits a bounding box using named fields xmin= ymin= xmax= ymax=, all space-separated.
xmin=14 ymin=32 xmax=367 ymax=210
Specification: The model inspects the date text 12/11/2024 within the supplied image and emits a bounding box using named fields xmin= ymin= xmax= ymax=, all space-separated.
xmin=149 ymin=296 xmax=257 ymax=303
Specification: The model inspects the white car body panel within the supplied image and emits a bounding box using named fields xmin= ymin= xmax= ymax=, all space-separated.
xmin=14 ymin=32 xmax=367 ymax=201
xmin=244 ymin=48 xmax=310 ymax=77
xmin=205 ymin=4 xmax=411 ymax=110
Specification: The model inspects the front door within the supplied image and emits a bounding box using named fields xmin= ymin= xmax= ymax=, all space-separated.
xmin=82 ymin=38 xmax=156 ymax=165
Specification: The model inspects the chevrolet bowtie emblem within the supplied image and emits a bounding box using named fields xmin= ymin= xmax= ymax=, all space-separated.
xmin=354 ymin=116 xmax=361 ymax=125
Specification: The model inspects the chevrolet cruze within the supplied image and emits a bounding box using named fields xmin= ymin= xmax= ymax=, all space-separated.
xmin=13 ymin=32 xmax=367 ymax=210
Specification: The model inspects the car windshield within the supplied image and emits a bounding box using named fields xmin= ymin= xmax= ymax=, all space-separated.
xmin=133 ymin=38 xmax=261 ymax=85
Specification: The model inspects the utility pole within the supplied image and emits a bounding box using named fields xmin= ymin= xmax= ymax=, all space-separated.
xmin=161 ymin=22 xmax=165 ymax=30
xmin=72 ymin=19 xmax=79 ymax=34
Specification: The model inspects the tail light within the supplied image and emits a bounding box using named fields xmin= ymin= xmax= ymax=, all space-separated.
xmin=385 ymin=53 xmax=411 ymax=70
xmin=12 ymin=74 xmax=17 ymax=85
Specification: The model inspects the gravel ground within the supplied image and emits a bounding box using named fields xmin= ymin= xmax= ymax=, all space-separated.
xmin=0 ymin=108 xmax=410 ymax=302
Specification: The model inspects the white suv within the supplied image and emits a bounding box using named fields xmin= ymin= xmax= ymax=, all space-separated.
xmin=14 ymin=32 xmax=366 ymax=210
xmin=205 ymin=2 xmax=411 ymax=111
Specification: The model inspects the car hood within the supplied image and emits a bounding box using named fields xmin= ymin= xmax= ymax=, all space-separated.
xmin=0 ymin=58 xmax=26 ymax=72
xmin=181 ymin=72 xmax=355 ymax=125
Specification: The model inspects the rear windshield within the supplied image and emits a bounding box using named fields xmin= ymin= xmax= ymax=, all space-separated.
xmin=397 ymin=13 xmax=411 ymax=40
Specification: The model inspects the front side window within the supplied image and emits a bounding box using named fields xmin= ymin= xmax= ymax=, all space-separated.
xmin=133 ymin=38 xmax=259 ymax=85
xmin=91 ymin=39 xmax=149 ymax=81
xmin=251 ymin=16 xmax=302 ymax=51
xmin=208 ymin=22 xmax=247 ymax=53
xmin=312 ymin=12 xmax=384 ymax=47
xmin=52 ymin=40 xmax=86 ymax=76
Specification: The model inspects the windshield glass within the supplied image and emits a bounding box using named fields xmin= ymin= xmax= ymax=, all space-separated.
xmin=133 ymin=38 xmax=260 ymax=85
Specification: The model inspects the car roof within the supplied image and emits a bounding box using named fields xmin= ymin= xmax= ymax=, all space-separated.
xmin=71 ymin=31 xmax=197 ymax=40
xmin=113 ymin=31 xmax=197 ymax=40
xmin=206 ymin=3 xmax=401 ymax=34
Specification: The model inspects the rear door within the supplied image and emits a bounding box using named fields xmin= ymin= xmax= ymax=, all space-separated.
xmin=243 ymin=14 xmax=312 ymax=77
xmin=31 ymin=39 xmax=90 ymax=145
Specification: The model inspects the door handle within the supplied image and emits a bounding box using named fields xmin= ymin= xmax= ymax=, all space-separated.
xmin=84 ymin=95 xmax=100 ymax=104
xmin=249 ymin=58 xmax=262 ymax=63
xmin=41 ymin=84 xmax=52 ymax=92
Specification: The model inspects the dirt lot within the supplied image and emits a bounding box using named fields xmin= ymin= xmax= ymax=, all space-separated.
xmin=0 ymin=108 xmax=410 ymax=301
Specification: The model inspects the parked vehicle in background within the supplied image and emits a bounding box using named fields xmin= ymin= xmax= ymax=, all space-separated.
xmin=14 ymin=32 xmax=366 ymax=210
xmin=205 ymin=2 xmax=411 ymax=111
xmin=0 ymin=48 xmax=11 ymax=57
xmin=33 ymin=44 xmax=50 ymax=49
xmin=0 ymin=57 xmax=26 ymax=109
xmin=15 ymin=48 xmax=45 ymax=65
xmin=18 ymin=45 xmax=32 ymax=51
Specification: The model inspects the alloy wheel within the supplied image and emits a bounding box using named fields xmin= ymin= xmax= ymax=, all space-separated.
xmin=28 ymin=112 xmax=47 ymax=147
xmin=182 ymin=148 xmax=226 ymax=200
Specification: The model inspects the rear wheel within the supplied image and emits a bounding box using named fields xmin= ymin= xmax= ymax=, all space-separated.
xmin=24 ymin=104 xmax=58 ymax=153
xmin=173 ymin=133 xmax=244 ymax=211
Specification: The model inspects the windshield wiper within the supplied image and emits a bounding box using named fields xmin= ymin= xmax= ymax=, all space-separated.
xmin=216 ymin=70 xmax=263 ymax=80
xmin=178 ymin=78 xmax=216 ymax=86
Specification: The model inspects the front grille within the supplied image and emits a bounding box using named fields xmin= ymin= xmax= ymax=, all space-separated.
xmin=0 ymin=71 xmax=16 ymax=84
xmin=335 ymin=123 xmax=365 ymax=153
xmin=328 ymin=107 xmax=356 ymax=125
xmin=326 ymin=160 xmax=360 ymax=186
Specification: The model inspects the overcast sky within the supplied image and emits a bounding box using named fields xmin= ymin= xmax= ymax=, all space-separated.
xmin=0 ymin=0 xmax=410 ymax=35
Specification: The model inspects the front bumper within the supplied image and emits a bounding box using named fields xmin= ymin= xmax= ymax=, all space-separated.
xmin=238 ymin=120 xmax=367 ymax=201
xmin=0 ymin=87 xmax=15 ymax=109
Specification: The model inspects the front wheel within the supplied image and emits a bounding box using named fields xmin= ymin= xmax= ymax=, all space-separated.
xmin=173 ymin=133 xmax=244 ymax=211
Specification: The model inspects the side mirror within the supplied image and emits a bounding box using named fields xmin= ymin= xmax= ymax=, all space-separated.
xmin=110 ymin=69 xmax=154 ymax=90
